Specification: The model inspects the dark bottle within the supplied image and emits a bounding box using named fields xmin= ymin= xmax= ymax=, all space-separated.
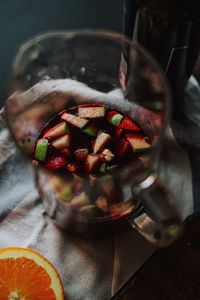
xmin=123 ymin=0 xmax=200 ymax=107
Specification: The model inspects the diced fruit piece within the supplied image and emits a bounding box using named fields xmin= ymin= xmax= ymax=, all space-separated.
xmin=115 ymin=138 xmax=129 ymax=157
xmin=43 ymin=122 xmax=69 ymax=139
xmin=52 ymin=134 xmax=70 ymax=150
xmin=93 ymin=132 xmax=111 ymax=154
xmin=115 ymin=128 xmax=123 ymax=139
xmin=34 ymin=138 xmax=48 ymax=162
xmin=80 ymin=205 xmax=96 ymax=216
xmin=75 ymin=148 xmax=88 ymax=161
xmin=100 ymin=163 xmax=107 ymax=173
xmin=61 ymin=112 xmax=88 ymax=129
xmin=109 ymin=202 xmax=132 ymax=220
xmin=102 ymin=148 xmax=115 ymax=162
xmin=50 ymin=175 xmax=70 ymax=192
xmin=126 ymin=134 xmax=151 ymax=153
xmin=85 ymin=154 xmax=100 ymax=173
xmin=107 ymin=164 xmax=119 ymax=173
xmin=107 ymin=110 xmax=123 ymax=126
xmin=99 ymin=175 xmax=115 ymax=195
xmin=43 ymin=155 xmax=66 ymax=170
xmin=82 ymin=123 xmax=98 ymax=136
xmin=60 ymin=148 xmax=71 ymax=158
xmin=71 ymin=192 xmax=90 ymax=208
xmin=119 ymin=116 xmax=140 ymax=131
xmin=66 ymin=163 xmax=78 ymax=173
xmin=59 ymin=184 xmax=73 ymax=202
xmin=78 ymin=105 xmax=105 ymax=119
xmin=96 ymin=196 xmax=109 ymax=212
xmin=73 ymin=174 xmax=84 ymax=192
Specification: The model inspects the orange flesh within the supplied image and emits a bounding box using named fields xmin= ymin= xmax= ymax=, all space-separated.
xmin=0 ymin=257 xmax=56 ymax=299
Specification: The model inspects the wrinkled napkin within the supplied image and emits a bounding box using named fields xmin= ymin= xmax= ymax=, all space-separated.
xmin=0 ymin=77 xmax=199 ymax=300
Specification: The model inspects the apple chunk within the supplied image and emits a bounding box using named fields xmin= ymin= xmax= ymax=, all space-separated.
xmin=44 ymin=122 xmax=69 ymax=139
xmin=52 ymin=134 xmax=71 ymax=150
xmin=126 ymin=134 xmax=151 ymax=153
xmin=78 ymin=105 xmax=105 ymax=119
xmin=61 ymin=112 xmax=88 ymax=129
xmin=93 ymin=132 xmax=111 ymax=154
xmin=85 ymin=154 xmax=100 ymax=173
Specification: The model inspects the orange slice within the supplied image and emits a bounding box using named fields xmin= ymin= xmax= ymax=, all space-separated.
xmin=0 ymin=247 xmax=64 ymax=300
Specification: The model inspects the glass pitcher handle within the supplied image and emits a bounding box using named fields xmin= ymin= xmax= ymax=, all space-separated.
xmin=128 ymin=174 xmax=183 ymax=247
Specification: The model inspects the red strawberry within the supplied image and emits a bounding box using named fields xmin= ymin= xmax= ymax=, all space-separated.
xmin=78 ymin=105 xmax=105 ymax=119
xmin=43 ymin=156 xmax=66 ymax=170
xmin=74 ymin=148 xmax=88 ymax=161
xmin=115 ymin=138 xmax=130 ymax=157
xmin=60 ymin=148 xmax=71 ymax=158
xmin=93 ymin=132 xmax=111 ymax=154
xmin=85 ymin=154 xmax=100 ymax=173
xmin=126 ymin=133 xmax=151 ymax=153
xmin=119 ymin=116 xmax=140 ymax=131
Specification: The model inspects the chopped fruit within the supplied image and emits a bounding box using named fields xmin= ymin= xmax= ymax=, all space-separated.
xmin=115 ymin=128 xmax=123 ymax=139
xmin=96 ymin=197 xmax=109 ymax=212
xmin=85 ymin=154 xmax=100 ymax=173
xmin=82 ymin=123 xmax=98 ymax=136
xmin=43 ymin=156 xmax=66 ymax=170
xmin=93 ymin=132 xmax=111 ymax=154
xmin=119 ymin=116 xmax=140 ymax=131
xmin=66 ymin=163 xmax=78 ymax=173
xmin=75 ymin=148 xmax=88 ymax=161
xmin=78 ymin=105 xmax=105 ymax=119
xmin=71 ymin=192 xmax=90 ymax=208
xmin=109 ymin=202 xmax=132 ymax=220
xmin=58 ymin=184 xmax=73 ymax=202
xmin=107 ymin=164 xmax=119 ymax=173
xmin=126 ymin=134 xmax=151 ymax=153
xmin=115 ymin=138 xmax=129 ymax=157
xmin=102 ymin=148 xmax=115 ymax=162
xmin=44 ymin=122 xmax=69 ymax=139
xmin=107 ymin=110 xmax=123 ymax=126
xmin=0 ymin=247 xmax=64 ymax=300
xmin=73 ymin=174 xmax=84 ymax=192
xmin=60 ymin=148 xmax=71 ymax=158
xmin=100 ymin=163 xmax=107 ymax=173
xmin=50 ymin=175 xmax=70 ymax=192
xmin=61 ymin=112 xmax=88 ymax=129
xmin=52 ymin=134 xmax=70 ymax=150
xmin=34 ymin=138 xmax=48 ymax=162
xmin=99 ymin=175 xmax=115 ymax=195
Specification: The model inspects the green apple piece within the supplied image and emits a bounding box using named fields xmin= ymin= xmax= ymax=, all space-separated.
xmin=82 ymin=125 xmax=97 ymax=137
xmin=71 ymin=192 xmax=90 ymax=207
xmin=61 ymin=112 xmax=88 ymax=129
xmin=78 ymin=105 xmax=105 ymax=118
xmin=59 ymin=184 xmax=73 ymax=202
xmin=34 ymin=138 xmax=48 ymax=162
xmin=111 ymin=114 xmax=123 ymax=126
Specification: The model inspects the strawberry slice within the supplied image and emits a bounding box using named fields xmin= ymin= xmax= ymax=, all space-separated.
xmin=126 ymin=133 xmax=151 ymax=153
xmin=93 ymin=132 xmax=111 ymax=154
xmin=52 ymin=134 xmax=70 ymax=150
xmin=115 ymin=138 xmax=130 ymax=157
xmin=78 ymin=105 xmax=105 ymax=119
xmin=119 ymin=116 xmax=140 ymax=131
xmin=61 ymin=112 xmax=88 ymax=129
xmin=85 ymin=154 xmax=100 ymax=173
xmin=101 ymin=149 xmax=115 ymax=162
xmin=43 ymin=122 xmax=69 ymax=139
xmin=107 ymin=110 xmax=123 ymax=126
xmin=74 ymin=148 xmax=88 ymax=161
xmin=43 ymin=156 xmax=66 ymax=170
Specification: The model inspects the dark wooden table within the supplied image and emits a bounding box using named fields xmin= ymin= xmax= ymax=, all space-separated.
xmin=111 ymin=214 xmax=200 ymax=300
